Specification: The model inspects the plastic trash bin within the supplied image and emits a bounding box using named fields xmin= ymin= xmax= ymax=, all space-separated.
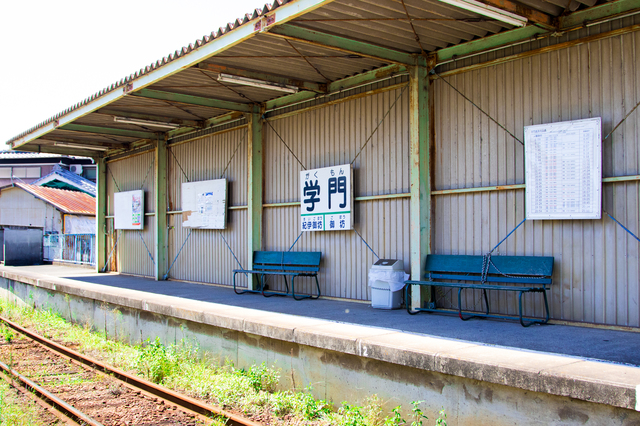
xmin=368 ymin=259 xmax=408 ymax=309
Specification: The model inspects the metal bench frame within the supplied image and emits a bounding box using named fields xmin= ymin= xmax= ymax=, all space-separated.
xmin=233 ymin=251 xmax=321 ymax=300
xmin=405 ymin=254 xmax=554 ymax=327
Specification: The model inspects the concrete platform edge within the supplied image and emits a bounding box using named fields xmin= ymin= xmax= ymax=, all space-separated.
xmin=2 ymin=269 xmax=639 ymax=411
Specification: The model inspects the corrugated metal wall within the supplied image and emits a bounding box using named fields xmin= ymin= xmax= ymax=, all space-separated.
xmin=106 ymin=151 xmax=156 ymax=277
xmin=264 ymin=83 xmax=411 ymax=299
xmin=433 ymin=19 xmax=640 ymax=326
xmin=166 ymin=128 xmax=248 ymax=286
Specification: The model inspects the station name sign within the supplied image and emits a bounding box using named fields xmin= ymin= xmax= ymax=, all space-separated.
xmin=300 ymin=164 xmax=353 ymax=231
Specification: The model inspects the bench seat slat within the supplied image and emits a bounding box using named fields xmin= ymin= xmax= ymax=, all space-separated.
xmin=406 ymin=280 xmax=546 ymax=292
xmin=426 ymin=273 xmax=552 ymax=285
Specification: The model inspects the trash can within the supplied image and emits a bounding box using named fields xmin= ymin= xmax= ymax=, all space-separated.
xmin=368 ymin=259 xmax=408 ymax=309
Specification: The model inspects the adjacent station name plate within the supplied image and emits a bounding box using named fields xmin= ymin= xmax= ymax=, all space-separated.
xmin=300 ymin=164 xmax=353 ymax=231
xmin=525 ymin=117 xmax=602 ymax=220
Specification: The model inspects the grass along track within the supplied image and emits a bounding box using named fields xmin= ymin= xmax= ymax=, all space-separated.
xmin=0 ymin=299 xmax=448 ymax=426
xmin=0 ymin=314 xmax=257 ymax=426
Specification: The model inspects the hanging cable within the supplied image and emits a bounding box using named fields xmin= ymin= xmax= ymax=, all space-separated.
xmin=137 ymin=231 xmax=156 ymax=266
xmin=432 ymin=70 xmax=524 ymax=146
xmin=288 ymin=231 xmax=305 ymax=251
xmin=603 ymin=99 xmax=640 ymax=142
xmin=262 ymin=116 xmax=307 ymax=170
xmin=353 ymin=227 xmax=379 ymax=259
xmin=163 ymin=230 xmax=193 ymax=280
xmin=219 ymin=231 xmax=244 ymax=270
xmin=351 ymin=85 xmax=408 ymax=165
xmin=107 ymin=166 xmax=121 ymax=192
xmin=605 ymin=211 xmax=640 ymax=244
xmin=139 ymin=157 xmax=154 ymax=190
xmin=168 ymin=145 xmax=190 ymax=182
xmin=219 ymin=138 xmax=245 ymax=179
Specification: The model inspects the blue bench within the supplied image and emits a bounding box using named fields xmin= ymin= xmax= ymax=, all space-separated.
xmin=404 ymin=254 xmax=554 ymax=327
xmin=233 ymin=251 xmax=322 ymax=300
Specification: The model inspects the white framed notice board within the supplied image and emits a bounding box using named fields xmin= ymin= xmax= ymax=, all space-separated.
xmin=524 ymin=117 xmax=602 ymax=220
xmin=300 ymin=164 xmax=353 ymax=231
xmin=181 ymin=179 xmax=227 ymax=229
xmin=114 ymin=190 xmax=144 ymax=230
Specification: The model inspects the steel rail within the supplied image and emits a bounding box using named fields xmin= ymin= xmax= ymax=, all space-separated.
xmin=0 ymin=359 xmax=103 ymax=426
xmin=0 ymin=315 xmax=262 ymax=426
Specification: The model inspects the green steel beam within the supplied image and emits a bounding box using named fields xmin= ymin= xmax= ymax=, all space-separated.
xmin=560 ymin=0 xmax=640 ymax=29
xmin=155 ymin=137 xmax=168 ymax=281
xmin=61 ymin=124 xmax=157 ymax=140
xmin=435 ymin=25 xmax=547 ymax=62
xmin=264 ymin=64 xmax=408 ymax=111
xmin=132 ymin=89 xmax=258 ymax=113
xmin=247 ymin=113 xmax=263 ymax=291
xmin=409 ymin=61 xmax=431 ymax=311
xmin=96 ymin=157 xmax=107 ymax=273
xmin=267 ymin=24 xmax=415 ymax=65
xmin=328 ymin=64 xmax=408 ymax=91
xmin=264 ymin=91 xmax=319 ymax=111
xmin=196 ymin=63 xmax=327 ymax=93
xmin=167 ymin=112 xmax=245 ymax=140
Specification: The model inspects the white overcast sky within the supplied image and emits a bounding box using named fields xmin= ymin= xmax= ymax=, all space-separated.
xmin=0 ymin=0 xmax=262 ymax=147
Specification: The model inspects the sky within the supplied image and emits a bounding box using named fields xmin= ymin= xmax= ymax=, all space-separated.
xmin=0 ymin=0 xmax=263 ymax=147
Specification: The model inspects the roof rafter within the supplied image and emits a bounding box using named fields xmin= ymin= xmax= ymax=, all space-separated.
xmin=196 ymin=63 xmax=327 ymax=93
xmin=131 ymin=89 xmax=258 ymax=113
xmin=266 ymin=24 xmax=416 ymax=65
xmin=474 ymin=0 xmax=556 ymax=29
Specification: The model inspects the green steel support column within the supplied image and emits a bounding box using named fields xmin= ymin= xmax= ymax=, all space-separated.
xmin=247 ymin=113 xmax=263 ymax=290
xmin=95 ymin=157 xmax=107 ymax=273
xmin=409 ymin=61 xmax=431 ymax=310
xmin=155 ymin=136 xmax=168 ymax=281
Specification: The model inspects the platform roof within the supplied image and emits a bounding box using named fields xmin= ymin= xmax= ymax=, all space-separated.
xmin=6 ymin=183 xmax=96 ymax=215
xmin=6 ymin=0 xmax=637 ymax=157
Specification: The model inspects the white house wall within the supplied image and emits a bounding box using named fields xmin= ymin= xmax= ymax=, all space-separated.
xmin=0 ymin=187 xmax=62 ymax=233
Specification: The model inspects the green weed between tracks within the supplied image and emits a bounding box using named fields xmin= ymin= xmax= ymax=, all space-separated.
xmin=0 ymin=299 xmax=447 ymax=425
xmin=0 ymin=380 xmax=42 ymax=426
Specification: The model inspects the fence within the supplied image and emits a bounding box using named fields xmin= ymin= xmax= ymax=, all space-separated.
xmin=43 ymin=234 xmax=96 ymax=266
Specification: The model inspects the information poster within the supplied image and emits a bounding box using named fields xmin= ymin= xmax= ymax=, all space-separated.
xmin=525 ymin=117 xmax=602 ymax=220
xmin=181 ymin=179 xmax=227 ymax=229
xmin=300 ymin=164 xmax=352 ymax=231
xmin=114 ymin=190 xmax=145 ymax=230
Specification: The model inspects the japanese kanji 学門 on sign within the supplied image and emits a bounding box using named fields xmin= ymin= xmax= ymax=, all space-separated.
xmin=300 ymin=164 xmax=352 ymax=231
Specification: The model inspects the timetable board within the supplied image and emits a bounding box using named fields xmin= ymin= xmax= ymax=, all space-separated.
xmin=524 ymin=117 xmax=602 ymax=220
xmin=181 ymin=179 xmax=227 ymax=229
xmin=114 ymin=190 xmax=144 ymax=230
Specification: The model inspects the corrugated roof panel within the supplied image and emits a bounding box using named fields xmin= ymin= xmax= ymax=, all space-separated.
xmin=15 ymin=183 xmax=96 ymax=215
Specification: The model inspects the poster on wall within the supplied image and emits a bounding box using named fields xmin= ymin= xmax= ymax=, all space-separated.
xmin=114 ymin=190 xmax=145 ymax=230
xmin=181 ymin=179 xmax=227 ymax=229
xmin=525 ymin=117 xmax=602 ymax=220
xmin=300 ymin=164 xmax=352 ymax=231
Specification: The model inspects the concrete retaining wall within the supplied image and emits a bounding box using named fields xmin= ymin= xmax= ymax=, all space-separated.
xmin=1 ymin=272 xmax=639 ymax=425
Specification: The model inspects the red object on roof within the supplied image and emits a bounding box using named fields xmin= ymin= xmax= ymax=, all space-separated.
xmin=14 ymin=183 xmax=96 ymax=215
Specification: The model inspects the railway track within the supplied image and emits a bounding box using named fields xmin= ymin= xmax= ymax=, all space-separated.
xmin=0 ymin=315 xmax=262 ymax=426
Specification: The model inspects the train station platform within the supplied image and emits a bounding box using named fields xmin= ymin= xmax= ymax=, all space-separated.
xmin=1 ymin=264 xmax=639 ymax=425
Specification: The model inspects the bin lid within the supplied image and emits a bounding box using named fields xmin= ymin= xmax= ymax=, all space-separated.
xmin=370 ymin=259 xmax=404 ymax=270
